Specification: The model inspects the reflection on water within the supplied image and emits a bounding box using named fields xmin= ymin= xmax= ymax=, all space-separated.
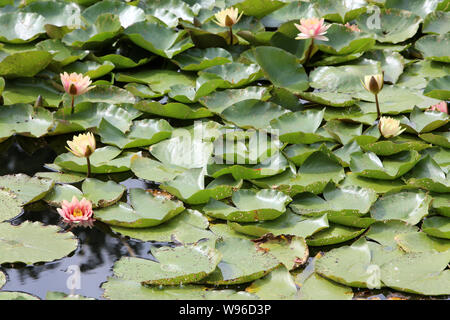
xmin=0 ymin=139 xmax=156 ymax=299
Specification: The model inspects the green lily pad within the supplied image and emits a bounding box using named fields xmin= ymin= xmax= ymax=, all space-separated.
xmin=350 ymin=150 xmax=421 ymax=180
xmin=0 ymin=270 xmax=5 ymax=289
xmin=419 ymin=131 xmax=450 ymax=148
xmin=424 ymin=76 xmax=450 ymax=100
xmin=203 ymin=237 xmax=281 ymax=285
xmin=130 ymin=155 xmax=185 ymax=184
xmin=298 ymin=272 xmax=354 ymax=300
xmin=0 ymin=221 xmax=78 ymax=265
xmin=431 ymin=192 xmax=450 ymax=217
xmin=270 ymin=109 xmax=332 ymax=144
xmin=34 ymin=172 xmax=85 ymax=184
xmin=0 ymin=292 xmax=40 ymax=300
xmin=422 ymin=216 xmax=450 ymax=239
xmin=202 ymin=189 xmax=292 ymax=222
xmin=323 ymin=119 xmax=362 ymax=145
xmin=380 ymin=251 xmax=450 ymax=295
xmin=0 ymin=174 xmax=54 ymax=206
xmin=405 ymin=106 xmax=449 ymax=133
xmin=134 ymin=100 xmax=213 ymax=120
xmin=365 ymin=220 xmax=419 ymax=249
xmin=370 ymin=190 xmax=432 ymax=225
xmin=124 ymin=21 xmax=194 ymax=58
xmin=0 ymin=189 xmax=22 ymax=222
xmin=172 ymin=47 xmax=232 ymax=71
xmin=161 ymin=169 xmax=242 ymax=205
xmin=101 ymin=278 xmax=256 ymax=300
xmin=228 ymin=209 xmax=329 ymax=239
xmin=221 ymin=99 xmax=288 ymax=130
xmin=359 ymin=135 xmax=431 ymax=156
xmin=385 ymin=0 xmax=442 ymax=19
xmin=111 ymin=209 xmax=217 ymax=244
xmin=62 ymin=14 xmax=122 ymax=48
xmin=404 ymin=155 xmax=449 ymax=193
xmin=252 ymin=46 xmax=309 ymax=94
xmin=112 ymin=243 xmax=221 ymax=285
xmin=63 ymin=61 xmax=115 ymax=80
xmin=0 ymin=104 xmax=53 ymax=140
xmin=297 ymin=91 xmax=356 ymax=107
xmin=356 ymin=8 xmax=422 ymax=44
xmin=306 ymin=224 xmax=366 ymax=246
xmin=261 ymin=1 xmax=319 ymax=28
xmin=45 ymin=292 xmax=95 ymax=300
xmin=97 ymin=118 xmax=173 ymax=149
xmin=316 ymin=23 xmax=375 ymax=55
xmin=245 ymin=266 xmax=298 ymax=299
xmin=95 ymin=188 xmax=185 ymax=228
xmin=54 ymin=146 xmax=139 ymax=174
xmin=0 ymin=45 xmax=53 ymax=78
xmin=291 ymin=184 xmax=377 ymax=218
xmin=142 ymin=0 xmax=196 ymax=27
xmin=82 ymin=0 xmax=145 ymax=28
xmin=0 ymin=12 xmax=46 ymax=43
xmin=312 ymin=0 xmax=368 ymax=23
xmin=198 ymin=86 xmax=271 ymax=114
xmin=423 ymin=10 xmax=450 ymax=35
xmin=35 ymin=39 xmax=89 ymax=68
xmin=2 ymin=78 xmax=63 ymax=107
xmin=415 ymin=33 xmax=450 ymax=63
xmin=395 ymin=232 xmax=450 ymax=253
xmin=61 ymin=86 xmax=136 ymax=106
xmin=283 ymin=142 xmax=338 ymax=167
xmin=254 ymin=234 xmax=308 ymax=270
xmin=362 ymin=50 xmax=405 ymax=84
xmin=44 ymin=178 xmax=125 ymax=208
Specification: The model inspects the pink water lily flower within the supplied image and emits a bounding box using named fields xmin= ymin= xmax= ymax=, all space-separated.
xmin=57 ymin=196 xmax=95 ymax=228
xmin=60 ymin=72 xmax=93 ymax=96
xmin=295 ymin=17 xmax=330 ymax=41
xmin=428 ymin=101 xmax=448 ymax=114
xmin=344 ymin=22 xmax=361 ymax=32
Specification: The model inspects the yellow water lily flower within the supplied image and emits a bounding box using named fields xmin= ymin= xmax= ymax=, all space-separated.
xmin=362 ymin=74 xmax=384 ymax=95
xmin=213 ymin=7 xmax=243 ymax=28
xmin=379 ymin=117 xmax=405 ymax=138
xmin=66 ymin=132 xmax=96 ymax=158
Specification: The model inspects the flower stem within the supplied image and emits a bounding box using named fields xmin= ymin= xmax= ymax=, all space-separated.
xmin=229 ymin=26 xmax=233 ymax=45
xmin=70 ymin=96 xmax=75 ymax=115
xmin=304 ymin=39 xmax=314 ymax=65
xmin=86 ymin=156 xmax=91 ymax=178
xmin=375 ymin=93 xmax=381 ymax=120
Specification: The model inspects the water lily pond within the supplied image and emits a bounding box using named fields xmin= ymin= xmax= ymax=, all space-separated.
xmin=0 ymin=0 xmax=449 ymax=301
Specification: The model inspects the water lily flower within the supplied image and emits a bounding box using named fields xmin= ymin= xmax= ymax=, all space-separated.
xmin=362 ymin=73 xmax=384 ymax=119
xmin=379 ymin=116 xmax=405 ymax=138
xmin=60 ymin=72 xmax=93 ymax=114
xmin=213 ymin=7 xmax=243 ymax=45
xmin=57 ymin=196 xmax=95 ymax=228
xmin=294 ymin=18 xmax=330 ymax=41
xmin=66 ymin=132 xmax=96 ymax=177
xmin=428 ymin=101 xmax=448 ymax=114
xmin=344 ymin=23 xmax=361 ymax=32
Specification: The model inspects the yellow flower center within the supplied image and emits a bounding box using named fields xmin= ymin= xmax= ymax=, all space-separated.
xmin=73 ymin=208 xmax=83 ymax=217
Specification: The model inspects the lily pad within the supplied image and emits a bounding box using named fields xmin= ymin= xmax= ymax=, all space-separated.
xmin=404 ymin=155 xmax=449 ymax=193
xmin=202 ymin=237 xmax=281 ymax=285
xmin=172 ymin=47 xmax=233 ymax=71
xmin=422 ymin=216 xmax=450 ymax=239
xmin=82 ymin=0 xmax=145 ymax=28
xmin=349 ymin=150 xmax=421 ymax=180
xmin=415 ymin=33 xmax=450 ymax=63
xmin=312 ymin=0 xmax=368 ymax=23
xmin=245 ymin=266 xmax=298 ymax=300
xmin=0 ymin=12 xmax=46 ymax=43
xmin=0 ymin=174 xmax=54 ymax=205
xmin=370 ymin=190 xmax=432 ymax=225
xmin=298 ymin=272 xmax=354 ymax=300
xmin=395 ymin=232 xmax=450 ymax=253
xmin=112 ymin=243 xmax=221 ymax=285
xmin=201 ymin=189 xmax=292 ymax=222
xmin=306 ymin=224 xmax=366 ymax=246
xmin=130 ymin=155 xmax=185 ymax=184
xmin=0 ymin=221 xmax=78 ymax=265
xmin=95 ymin=188 xmax=185 ymax=228
xmin=0 ymin=189 xmax=22 ymax=222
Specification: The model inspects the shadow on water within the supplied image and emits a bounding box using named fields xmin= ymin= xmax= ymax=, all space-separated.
xmin=0 ymin=139 xmax=156 ymax=299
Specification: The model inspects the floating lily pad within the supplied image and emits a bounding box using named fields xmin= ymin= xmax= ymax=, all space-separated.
xmin=203 ymin=237 xmax=280 ymax=285
xmin=0 ymin=221 xmax=78 ymax=265
xmin=254 ymin=234 xmax=308 ymax=270
xmin=0 ymin=12 xmax=46 ymax=43
xmin=201 ymin=189 xmax=291 ymax=222
xmin=82 ymin=0 xmax=145 ymax=28
xmin=419 ymin=131 xmax=450 ymax=148
xmin=423 ymin=10 xmax=450 ymax=35
xmin=350 ymin=150 xmax=421 ymax=180
xmin=422 ymin=216 xmax=450 ymax=239
xmin=112 ymin=243 xmax=221 ymax=285
xmin=124 ymin=21 xmax=194 ymax=58
xmin=358 ymin=135 xmax=431 ymax=156
xmin=404 ymin=106 xmax=449 ymax=133
xmin=0 ymin=292 xmax=40 ymax=300
xmin=64 ymin=61 xmax=115 ymax=80
xmin=415 ymin=33 xmax=450 ymax=63
xmin=297 ymin=91 xmax=356 ymax=107
xmin=95 ymin=188 xmax=185 ymax=228
xmin=97 ymin=118 xmax=173 ymax=149
xmin=2 ymin=78 xmax=63 ymax=107
xmin=61 ymin=86 xmax=136 ymax=106
xmin=404 ymin=155 xmax=449 ymax=193
xmin=228 ymin=209 xmax=329 ymax=239
xmin=111 ymin=209 xmax=217 ymax=244
xmin=395 ymin=232 xmax=450 ymax=253
xmin=54 ymin=146 xmax=139 ymax=174
xmin=0 ymin=271 xmax=5 ymax=289
xmin=130 ymin=155 xmax=185 ymax=184
xmin=34 ymin=172 xmax=85 ymax=184
xmin=370 ymin=190 xmax=432 ymax=225
xmin=431 ymin=193 xmax=450 ymax=217
xmin=0 ymin=189 xmax=22 ymax=222
xmin=298 ymin=272 xmax=354 ymax=300
xmin=0 ymin=174 xmax=54 ymax=206
xmin=306 ymin=224 xmax=366 ymax=246
xmin=424 ymin=76 xmax=450 ymax=100
xmin=245 ymin=266 xmax=298 ymax=300
xmin=312 ymin=0 xmax=368 ymax=23
xmin=101 ymin=278 xmax=256 ymax=300
xmin=380 ymin=251 xmax=450 ymax=295
xmin=172 ymin=47 xmax=233 ymax=71
xmin=161 ymin=169 xmax=242 ymax=205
